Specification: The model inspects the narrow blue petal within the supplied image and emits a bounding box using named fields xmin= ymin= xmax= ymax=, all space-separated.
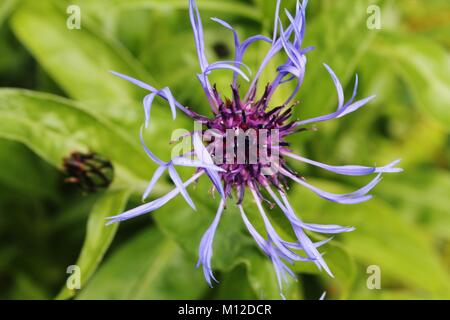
xmin=143 ymin=93 xmax=156 ymax=128
xmin=284 ymin=152 xmax=403 ymax=176
xmin=338 ymin=95 xmax=377 ymax=118
xmin=281 ymin=168 xmax=382 ymax=204
xmin=250 ymin=187 xmax=299 ymax=261
xmin=193 ymin=133 xmax=225 ymax=198
xmin=273 ymin=0 xmax=282 ymax=43
xmin=111 ymin=70 xmax=195 ymax=118
xmin=205 ymin=62 xmax=250 ymax=82
xmin=323 ymin=64 xmax=344 ymax=109
xmin=142 ymin=165 xmax=166 ymax=201
xmin=107 ymin=171 xmax=204 ymax=224
xmin=140 ymin=127 xmax=164 ymax=166
xmin=161 ymin=87 xmax=177 ymax=120
xmin=296 ymin=66 xmax=375 ymax=126
xmin=189 ymin=0 xmax=208 ymax=71
xmin=343 ymin=74 xmax=359 ymax=109
xmin=301 ymin=223 xmax=355 ymax=234
xmin=240 ymin=205 xmax=297 ymax=297
xmin=197 ymin=200 xmax=225 ymax=287
xmin=172 ymin=157 xmax=225 ymax=172
xmin=110 ymin=70 xmax=156 ymax=92
xmin=168 ymin=165 xmax=196 ymax=210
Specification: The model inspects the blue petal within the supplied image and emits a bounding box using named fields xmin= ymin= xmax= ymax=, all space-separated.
xmin=143 ymin=93 xmax=156 ymax=128
xmin=282 ymin=168 xmax=382 ymax=204
xmin=324 ymin=64 xmax=344 ymax=109
xmin=107 ymin=171 xmax=204 ymax=224
xmin=193 ymin=133 xmax=225 ymax=198
xmin=295 ymin=65 xmax=376 ymax=126
xmin=197 ymin=200 xmax=225 ymax=287
xmin=161 ymin=87 xmax=177 ymax=120
xmin=205 ymin=61 xmax=250 ymax=82
xmin=284 ymin=153 xmax=403 ymax=176
xmin=140 ymin=127 xmax=164 ymax=166
xmin=110 ymin=70 xmax=156 ymax=92
xmin=189 ymin=0 xmax=208 ymax=72
xmin=142 ymin=165 xmax=166 ymax=201
xmin=172 ymin=157 xmax=225 ymax=172
xmin=168 ymin=165 xmax=196 ymax=210
xmin=301 ymin=223 xmax=355 ymax=234
xmin=250 ymin=187 xmax=299 ymax=261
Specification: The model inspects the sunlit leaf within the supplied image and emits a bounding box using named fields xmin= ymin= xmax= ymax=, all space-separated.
xmin=77 ymin=227 xmax=208 ymax=299
xmin=56 ymin=188 xmax=130 ymax=299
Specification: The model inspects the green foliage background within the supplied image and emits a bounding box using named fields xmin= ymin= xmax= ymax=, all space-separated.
xmin=0 ymin=0 xmax=449 ymax=300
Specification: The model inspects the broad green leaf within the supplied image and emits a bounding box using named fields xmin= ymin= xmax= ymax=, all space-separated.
xmin=243 ymin=249 xmax=301 ymax=300
xmin=56 ymin=188 xmax=130 ymax=300
xmin=10 ymin=0 xmax=150 ymax=127
xmin=77 ymin=227 xmax=208 ymax=299
xmin=374 ymin=170 xmax=450 ymax=240
xmin=0 ymin=89 xmax=152 ymax=190
xmin=74 ymin=0 xmax=261 ymax=22
xmin=213 ymin=265 xmax=257 ymax=300
xmin=375 ymin=32 xmax=450 ymax=128
xmin=0 ymin=139 xmax=58 ymax=198
xmin=153 ymin=178 xmax=250 ymax=272
xmin=289 ymin=178 xmax=450 ymax=298
xmin=0 ymin=0 xmax=17 ymax=26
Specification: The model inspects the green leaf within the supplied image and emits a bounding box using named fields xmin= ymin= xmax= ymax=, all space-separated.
xmin=213 ymin=265 xmax=257 ymax=300
xmin=56 ymin=188 xmax=130 ymax=300
xmin=374 ymin=170 xmax=450 ymax=240
xmin=0 ymin=0 xmax=17 ymax=26
xmin=0 ymin=139 xmax=58 ymax=198
xmin=0 ymin=89 xmax=152 ymax=190
xmin=78 ymin=0 xmax=261 ymax=21
xmin=244 ymin=249 xmax=302 ymax=300
xmin=77 ymin=227 xmax=208 ymax=299
xmin=375 ymin=32 xmax=450 ymax=129
xmin=154 ymin=185 xmax=251 ymax=273
xmin=10 ymin=0 xmax=150 ymax=127
xmin=289 ymin=178 xmax=450 ymax=298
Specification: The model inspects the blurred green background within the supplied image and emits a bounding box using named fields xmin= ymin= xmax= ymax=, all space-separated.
xmin=0 ymin=0 xmax=449 ymax=300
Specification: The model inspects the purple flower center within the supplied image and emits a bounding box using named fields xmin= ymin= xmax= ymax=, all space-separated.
xmin=202 ymin=84 xmax=299 ymax=202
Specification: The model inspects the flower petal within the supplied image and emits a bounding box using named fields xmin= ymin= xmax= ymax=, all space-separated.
xmin=189 ymin=0 xmax=208 ymax=72
xmin=107 ymin=171 xmax=204 ymax=224
xmin=161 ymin=87 xmax=177 ymax=120
xmin=281 ymin=167 xmax=382 ymax=204
xmin=172 ymin=157 xmax=225 ymax=172
xmin=168 ymin=165 xmax=196 ymax=210
xmin=143 ymin=93 xmax=156 ymax=128
xmin=140 ymin=127 xmax=164 ymax=166
xmin=250 ymin=186 xmax=299 ymax=261
xmin=142 ymin=165 xmax=166 ymax=201
xmin=283 ymin=152 xmax=403 ymax=176
xmin=193 ymin=132 xmax=225 ymax=198
xmin=197 ymin=200 xmax=225 ymax=287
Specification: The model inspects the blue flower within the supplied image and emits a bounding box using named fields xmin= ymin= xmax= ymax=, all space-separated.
xmin=107 ymin=0 xmax=402 ymax=298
